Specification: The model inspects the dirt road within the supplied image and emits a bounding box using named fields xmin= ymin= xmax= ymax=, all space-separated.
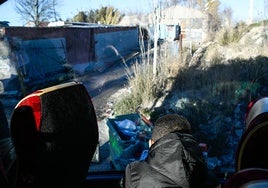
xmin=78 ymin=58 xmax=135 ymax=120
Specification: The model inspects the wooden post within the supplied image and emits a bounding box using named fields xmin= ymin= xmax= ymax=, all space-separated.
xmin=179 ymin=33 xmax=183 ymax=64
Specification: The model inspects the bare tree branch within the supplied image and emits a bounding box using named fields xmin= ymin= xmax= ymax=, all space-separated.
xmin=15 ymin=0 xmax=61 ymax=26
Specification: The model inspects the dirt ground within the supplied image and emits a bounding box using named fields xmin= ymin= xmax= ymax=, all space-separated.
xmin=77 ymin=58 xmax=137 ymax=172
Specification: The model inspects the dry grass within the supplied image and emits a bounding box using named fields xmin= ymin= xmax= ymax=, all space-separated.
xmin=114 ymin=47 xmax=181 ymax=115
xmin=215 ymin=22 xmax=249 ymax=46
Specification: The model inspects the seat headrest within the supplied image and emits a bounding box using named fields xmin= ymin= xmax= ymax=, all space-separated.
xmin=10 ymin=82 xmax=99 ymax=187
xmin=236 ymin=97 xmax=268 ymax=171
xmin=224 ymin=168 xmax=268 ymax=188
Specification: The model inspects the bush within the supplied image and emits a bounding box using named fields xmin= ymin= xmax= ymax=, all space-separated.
xmin=113 ymin=49 xmax=179 ymax=115
xmin=215 ymin=23 xmax=249 ymax=46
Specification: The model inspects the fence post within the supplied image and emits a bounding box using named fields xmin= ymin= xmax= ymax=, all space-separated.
xmin=179 ymin=33 xmax=183 ymax=64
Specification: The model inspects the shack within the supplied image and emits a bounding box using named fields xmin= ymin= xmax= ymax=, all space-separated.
xmin=0 ymin=23 xmax=140 ymax=96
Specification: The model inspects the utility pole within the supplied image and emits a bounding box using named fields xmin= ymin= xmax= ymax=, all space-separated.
xmin=153 ymin=0 xmax=160 ymax=76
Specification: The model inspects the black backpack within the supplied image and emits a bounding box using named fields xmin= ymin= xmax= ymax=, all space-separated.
xmin=179 ymin=133 xmax=219 ymax=188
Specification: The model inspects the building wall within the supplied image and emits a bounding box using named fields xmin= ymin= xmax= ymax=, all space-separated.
xmin=3 ymin=26 xmax=139 ymax=66
xmin=95 ymin=29 xmax=139 ymax=65
xmin=3 ymin=27 xmax=94 ymax=65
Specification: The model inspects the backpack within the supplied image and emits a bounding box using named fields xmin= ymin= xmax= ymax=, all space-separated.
xmin=178 ymin=133 xmax=219 ymax=188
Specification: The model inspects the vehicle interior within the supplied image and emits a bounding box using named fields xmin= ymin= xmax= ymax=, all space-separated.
xmin=1 ymin=82 xmax=268 ymax=188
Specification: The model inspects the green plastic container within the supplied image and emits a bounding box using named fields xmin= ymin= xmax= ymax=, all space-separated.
xmin=106 ymin=113 xmax=152 ymax=170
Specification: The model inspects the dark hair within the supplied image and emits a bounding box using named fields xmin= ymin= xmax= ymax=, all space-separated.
xmin=151 ymin=114 xmax=191 ymax=142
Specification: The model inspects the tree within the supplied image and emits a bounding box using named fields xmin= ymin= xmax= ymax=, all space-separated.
xmin=98 ymin=6 xmax=123 ymax=25
xmin=72 ymin=11 xmax=88 ymax=22
xmin=52 ymin=0 xmax=61 ymax=21
xmin=204 ymin=0 xmax=221 ymax=32
xmin=15 ymin=0 xmax=61 ymax=27
xmin=72 ymin=6 xmax=124 ymax=25
xmin=87 ymin=10 xmax=99 ymax=23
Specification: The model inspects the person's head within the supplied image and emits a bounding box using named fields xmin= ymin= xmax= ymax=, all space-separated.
xmin=149 ymin=114 xmax=191 ymax=147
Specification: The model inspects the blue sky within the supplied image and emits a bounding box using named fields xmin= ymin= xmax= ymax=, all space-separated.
xmin=220 ymin=0 xmax=265 ymax=22
xmin=0 ymin=0 xmax=266 ymax=26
